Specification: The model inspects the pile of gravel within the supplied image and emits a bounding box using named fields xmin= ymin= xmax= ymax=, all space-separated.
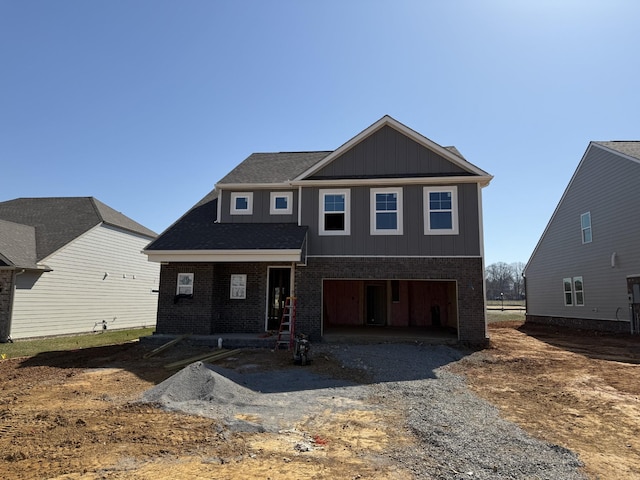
xmin=141 ymin=344 xmax=586 ymax=479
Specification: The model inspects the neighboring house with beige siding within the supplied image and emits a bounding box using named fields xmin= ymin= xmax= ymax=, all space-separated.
xmin=524 ymin=141 xmax=640 ymax=334
xmin=0 ymin=197 xmax=159 ymax=341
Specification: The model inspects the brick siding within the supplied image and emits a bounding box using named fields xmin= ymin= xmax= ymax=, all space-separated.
xmin=296 ymin=257 xmax=487 ymax=345
xmin=0 ymin=270 xmax=14 ymax=342
xmin=525 ymin=314 xmax=631 ymax=334
xmin=156 ymin=257 xmax=487 ymax=345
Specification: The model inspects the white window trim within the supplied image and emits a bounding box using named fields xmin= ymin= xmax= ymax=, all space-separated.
xmin=423 ymin=186 xmax=459 ymax=235
xmin=573 ymin=276 xmax=584 ymax=306
xmin=581 ymin=212 xmax=592 ymax=244
xmin=270 ymin=191 xmax=293 ymax=215
xmin=176 ymin=273 xmax=194 ymax=295
xmin=230 ymin=192 xmax=253 ymax=215
xmin=370 ymin=187 xmax=403 ymax=235
xmin=230 ymin=274 xmax=247 ymax=299
xmin=563 ymin=277 xmax=573 ymax=306
xmin=319 ymin=189 xmax=350 ymax=236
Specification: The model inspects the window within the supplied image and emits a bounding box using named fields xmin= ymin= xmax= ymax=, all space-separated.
xmin=270 ymin=191 xmax=293 ymax=215
xmin=563 ymin=276 xmax=585 ymax=306
xmin=176 ymin=273 xmax=194 ymax=295
xmin=230 ymin=274 xmax=247 ymax=299
xmin=371 ymin=188 xmax=403 ymax=235
xmin=574 ymin=276 xmax=584 ymax=306
xmin=424 ymin=186 xmax=458 ymax=235
xmin=319 ymin=189 xmax=350 ymax=235
xmin=563 ymin=278 xmax=573 ymax=306
xmin=581 ymin=212 xmax=592 ymax=244
xmin=230 ymin=192 xmax=253 ymax=215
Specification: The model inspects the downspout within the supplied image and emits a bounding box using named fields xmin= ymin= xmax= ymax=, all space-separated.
xmin=3 ymin=269 xmax=25 ymax=343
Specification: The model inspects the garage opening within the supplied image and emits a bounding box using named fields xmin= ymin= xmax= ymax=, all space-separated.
xmin=323 ymin=279 xmax=457 ymax=334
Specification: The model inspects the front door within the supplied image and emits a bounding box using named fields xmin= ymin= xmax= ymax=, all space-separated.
xmin=267 ymin=267 xmax=291 ymax=330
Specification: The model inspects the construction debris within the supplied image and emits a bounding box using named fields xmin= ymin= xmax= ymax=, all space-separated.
xmin=164 ymin=348 xmax=242 ymax=370
xmin=143 ymin=334 xmax=191 ymax=359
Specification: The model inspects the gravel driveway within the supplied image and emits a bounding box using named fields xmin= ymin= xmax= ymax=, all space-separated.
xmin=143 ymin=343 xmax=586 ymax=479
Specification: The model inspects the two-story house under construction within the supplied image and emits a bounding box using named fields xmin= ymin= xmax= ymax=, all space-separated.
xmin=144 ymin=116 xmax=493 ymax=344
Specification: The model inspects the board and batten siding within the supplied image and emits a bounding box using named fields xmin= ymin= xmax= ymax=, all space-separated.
xmin=525 ymin=145 xmax=640 ymax=324
xmin=11 ymin=224 xmax=159 ymax=339
xmin=301 ymin=183 xmax=481 ymax=257
xmin=308 ymin=125 xmax=469 ymax=179
xmin=219 ymin=189 xmax=297 ymax=224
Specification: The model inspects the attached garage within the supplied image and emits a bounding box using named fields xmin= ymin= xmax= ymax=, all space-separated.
xmin=322 ymin=279 xmax=458 ymax=332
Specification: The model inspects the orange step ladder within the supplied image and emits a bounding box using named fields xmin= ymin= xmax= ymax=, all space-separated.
xmin=275 ymin=297 xmax=296 ymax=350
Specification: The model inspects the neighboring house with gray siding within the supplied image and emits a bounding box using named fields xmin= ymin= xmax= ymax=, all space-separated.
xmin=0 ymin=197 xmax=160 ymax=341
xmin=144 ymin=116 xmax=493 ymax=344
xmin=524 ymin=141 xmax=640 ymax=333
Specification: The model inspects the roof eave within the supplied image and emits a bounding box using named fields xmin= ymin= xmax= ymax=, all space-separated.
xmin=291 ymin=175 xmax=494 ymax=187
xmin=144 ymin=249 xmax=303 ymax=263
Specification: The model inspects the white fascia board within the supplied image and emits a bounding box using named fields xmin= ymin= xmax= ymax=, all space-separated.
xmin=144 ymin=249 xmax=302 ymax=263
xmin=214 ymin=182 xmax=291 ymax=190
xmin=293 ymin=115 xmax=492 ymax=180
xmin=291 ymin=175 xmax=493 ymax=188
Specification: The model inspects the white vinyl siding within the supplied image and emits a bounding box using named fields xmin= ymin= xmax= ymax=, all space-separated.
xmin=11 ymin=224 xmax=159 ymax=339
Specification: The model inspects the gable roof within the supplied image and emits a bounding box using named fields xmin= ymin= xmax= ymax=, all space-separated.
xmin=294 ymin=115 xmax=491 ymax=182
xmin=215 ymin=116 xmax=492 ymax=188
xmin=524 ymin=141 xmax=640 ymax=274
xmin=0 ymin=197 xmax=157 ymax=262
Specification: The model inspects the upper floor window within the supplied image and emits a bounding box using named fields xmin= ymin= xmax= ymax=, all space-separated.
xmin=176 ymin=273 xmax=194 ymax=295
xmin=230 ymin=192 xmax=253 ymax=215
xmin=270 ymin=191 xmax=293 ymax=215
xmin=319 ymin=189 xmax=350 ymax=235
xmin=581 ymin=212 xmax=592 ymax=244
xmin=370 ymin=187 xmax=403 ymax=235
xmin=424 ymin=186 xmax=459 ymax=235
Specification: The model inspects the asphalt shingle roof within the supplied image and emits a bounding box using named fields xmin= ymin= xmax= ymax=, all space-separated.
xmin=217 ymin=151 xmax=332 ymax=184
xmin=0 ymin=197 xmax=156 ymax=261
xmin=595 ymin=141 xmax=640 ymax=161
xmin=144 ymin=189 xmax=306 ymax=251
xmin=0 ymin=219 xmax=38 ymax=268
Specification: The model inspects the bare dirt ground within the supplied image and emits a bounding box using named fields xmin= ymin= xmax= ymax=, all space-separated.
xmin=451 ymin=320 xmax=640 ymax=480
xmin=0 ymin=321 xmax=638 ymax=479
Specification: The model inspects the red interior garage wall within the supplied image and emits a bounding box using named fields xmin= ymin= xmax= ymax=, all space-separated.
xmin=323 ymin=279 xmax=455 ymax=328
xmin=323 ymin=280 xmax=362 ymax=326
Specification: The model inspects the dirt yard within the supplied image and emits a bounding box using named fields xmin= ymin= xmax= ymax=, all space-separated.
xmin=1 ymin=321 xmax=638 ymax=479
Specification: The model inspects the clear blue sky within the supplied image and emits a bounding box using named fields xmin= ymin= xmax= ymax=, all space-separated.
xmin=2 ymin=1 xmax=638 ymax=266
